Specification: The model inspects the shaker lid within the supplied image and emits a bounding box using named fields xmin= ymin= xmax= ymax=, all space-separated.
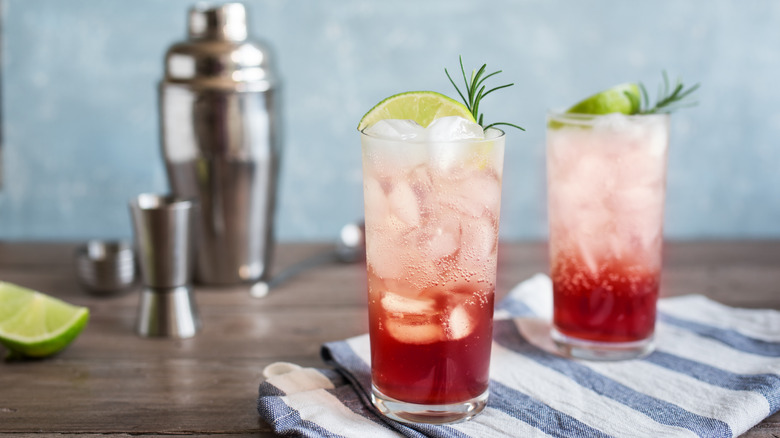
xmin=163 ymin=3 xmax=274 ymax=92
xmin=189 ymin=3 xmax=247 ymax=41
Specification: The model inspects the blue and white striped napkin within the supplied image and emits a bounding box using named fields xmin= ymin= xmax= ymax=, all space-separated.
xmin=257 ymin=274 xmax=780 ymax=437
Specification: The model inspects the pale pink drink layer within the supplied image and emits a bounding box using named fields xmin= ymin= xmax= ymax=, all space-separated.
xmin=547 ymin=113 xmax=669 ymax=343
xmin=361 ymin=129 xmax=505 ymax=405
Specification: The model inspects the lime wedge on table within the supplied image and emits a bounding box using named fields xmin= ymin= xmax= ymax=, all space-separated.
xmin=0 ymin=282 xmax=89 ymax=359
xmin=358 ymin=91 xmax=476 ymax=131
xmin=566 ymin=83 xmax=641 ymax=115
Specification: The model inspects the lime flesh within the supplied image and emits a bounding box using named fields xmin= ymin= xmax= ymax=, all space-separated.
xmin=566 ymin=83 xmax=641 ymax=115
xmin=358 ymin=91 xmax=476 ymax=131
xmin=0 ymin=282 xmax=89 ymax=359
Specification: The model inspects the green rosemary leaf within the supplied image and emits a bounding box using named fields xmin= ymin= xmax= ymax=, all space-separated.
xmin=638 ymin=71 xmax=699 ymax=115
xmin=445 ymin=57 xmax=524 ymax=131
xmin=485 ymin=121 xmax=526 ymax=131
xmin=445 ymin=69 xmax=467 ymax=106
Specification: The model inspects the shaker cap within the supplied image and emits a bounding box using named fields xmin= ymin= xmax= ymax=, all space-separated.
xmin=163 ymin=2 xmax=274 ymax=92
xmin=189 ymin=3 xmax=247 ymax=41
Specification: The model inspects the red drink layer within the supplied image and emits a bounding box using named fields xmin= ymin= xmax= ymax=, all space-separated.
xmin=552 ymin=256 xmax=659 ymax=343
xmin=368 ymin=271 xmax=494 ymax=405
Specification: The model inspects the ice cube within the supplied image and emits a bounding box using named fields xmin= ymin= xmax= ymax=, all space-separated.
xmin=381 ymin=292 xmax=435 ymax=315
xmin=425 ymin=116 xmax=485 ymax=142
xmin=423 ymin=280 xmax=480 ymax=304
xmin=364 ymin=119 xmax=425 ymax=140
xmin=386 ymin=319 xmax=444 ymax=344
xmin=419 ymin=214 xmax=461 ymax=260
xmin=577 ymin=238 xmax=600 ymax=277
xmin=617 ymin=144 xmax=666 ymax=187
xmin=367 ymin=247 xmax=406 ymax=280
xmin=446 ymin=305 xmax=473 ymax=340
xmin=450 ymin=174 xmax=502 ymax=218
xmin=425 ymin=117 xmax=485 ymax=173
xmin=592 ymin=113 xmax=633 ymax=131
xmin=366 ymin=215 xmax=411 ymax=280
xmin=606 ymin=233 xmax=626 ymax=261
xmin=618 ymin=186 xmax=664 ymax=215
xmin=575 ymin=154 xmax=615 ymax=191
xmin=645 ymin=126 xmax=670 ymax=157
xmin=381 ymin=277 xmax=425 ymax=299
xmin=362 ymin=176 xmax=389 ymax=228
xmin=407 ymin=166 xmax=434 ymax=201
xmin=362 ymin=127 xmax=429 ymax=180
xmin=387 ymin=181 xmax=420 ymax=226
xmin=428 ymin=229 xmax=459 ymax=260
xmin=484 ymin=127 xmax=504 ymax=140
xmin=460 ymin=215 xmax=498 ymax=263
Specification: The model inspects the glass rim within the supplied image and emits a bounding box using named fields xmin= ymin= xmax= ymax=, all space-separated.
xmin=547 ymin=110 xmax=670 ymax=123
xmin=358 ymin=125 xmax=505 ymax=144
xmin=131 ymin=193 xmax=197 ymax=211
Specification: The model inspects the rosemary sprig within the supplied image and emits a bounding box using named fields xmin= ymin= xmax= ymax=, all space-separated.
xmin=636 ymin=71 xmax=700 ymax=114
xmin=445 ymin=56 xmax=525 ymax=131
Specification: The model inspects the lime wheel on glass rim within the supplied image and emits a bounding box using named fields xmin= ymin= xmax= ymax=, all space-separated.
xmin=566 ymin=83 xmax=641 ymax=115
xmin=358 ymin=91 xmax=476 ymax=131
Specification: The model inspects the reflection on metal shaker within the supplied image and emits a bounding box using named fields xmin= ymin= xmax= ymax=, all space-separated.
xmin=159 ymin=3 xmax=280 ymax=284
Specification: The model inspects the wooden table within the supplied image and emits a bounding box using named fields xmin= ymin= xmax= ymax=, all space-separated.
xmin=1 ymin=241 xmax=779 ymax=437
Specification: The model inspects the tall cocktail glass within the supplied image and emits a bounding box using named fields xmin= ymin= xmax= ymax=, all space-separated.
xmin=360 ymin=126 xmax=505 ymax=424
xmin=546 ymin=112 xmax=669 ymax=360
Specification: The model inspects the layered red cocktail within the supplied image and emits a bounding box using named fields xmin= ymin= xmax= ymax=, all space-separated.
xmin=361 ymin=116 xmax=505 ymax=423
xmin=547 ymin=112 xmax=669 ymax=359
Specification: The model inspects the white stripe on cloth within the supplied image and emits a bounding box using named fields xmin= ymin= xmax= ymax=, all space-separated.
xmin=281 ymin=389 xmax=402 ymax=438
xmin=347 ymin=335 xmax=372 ymax=365
xmin=451 ymin=407 xmax=553 ymax=438
xmin=265 ymin=367 xmax=335 ymax=394
xmin=267 ymin=367 xmax=401 ymax=438
xmin=659 ymin=295 xmax=780 ymax=342
xmin=489 ymin=343 xmax=700 ymax=438
xmin=656 ymin=323 xmax=780 ymax=376
xmin=514 ymin=317 xmax=770 ymax=435
xmin=505 ymin=273 xmax=554 ymax=318
xmin=581 ymin=353 xmax=767 ymax=436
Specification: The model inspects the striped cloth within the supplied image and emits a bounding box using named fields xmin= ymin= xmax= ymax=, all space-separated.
xmin=257 ymin=273 xmax=780 ymax=437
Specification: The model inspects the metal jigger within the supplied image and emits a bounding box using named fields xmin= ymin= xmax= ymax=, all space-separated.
xmin=129 ymin=194 xmax=200 ymax=338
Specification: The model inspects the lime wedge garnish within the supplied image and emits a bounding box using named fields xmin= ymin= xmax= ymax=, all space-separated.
xmin=566 ymin=83 xmax=641 ymax=115
xmin=358 ymin=91 xmax=476 ymax=131
xmin=0 ymin=282 xmax=89 ymax=359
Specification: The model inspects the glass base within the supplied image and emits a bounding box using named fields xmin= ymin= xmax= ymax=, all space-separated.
xmin=551 ymin=328 xmax=654 ymax=361
xmin=371 ymin=385 xmax=488 ymax=425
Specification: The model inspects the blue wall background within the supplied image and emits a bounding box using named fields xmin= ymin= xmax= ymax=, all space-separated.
xmin=1 ymin=0 xmax=778 ymax=242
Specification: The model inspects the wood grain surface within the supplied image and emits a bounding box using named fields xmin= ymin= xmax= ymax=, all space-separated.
xmin=0 ymin=241 xmax=778 ymax=437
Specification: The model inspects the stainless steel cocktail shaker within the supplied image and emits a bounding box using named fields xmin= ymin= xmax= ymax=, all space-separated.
xmin=159 ymin=3 xmax=280 ymax=285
